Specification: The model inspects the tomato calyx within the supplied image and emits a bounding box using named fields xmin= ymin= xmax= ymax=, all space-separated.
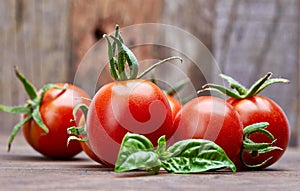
xmin=0 ymin=67 xmax=67 ymax=151
xmin=240 ymin=122 xmax=282 ymax=169
xmin=199 ymin=72 xmax=289 ymax=99
xmin=104 ymin=24 xmax=182 ymax=81
xmin=67 ymin=103 xmax=89 ymax=145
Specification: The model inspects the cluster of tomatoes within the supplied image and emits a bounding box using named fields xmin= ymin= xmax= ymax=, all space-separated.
xmin=0 ymin=25 xmax=290 ymax=172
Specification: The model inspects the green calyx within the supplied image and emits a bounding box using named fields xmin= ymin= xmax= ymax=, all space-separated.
xmin=67 ymin=103 xmax=89 ymax=146
xmin=240 ymin=122 xmax=282 ymax=169
xmin=104 ymin=24 xmax=182 ymax=81
xmin=200 ymin=72 xmax=289 ymax=99
xmin=0 ymin=67 xmax=67 ymax=151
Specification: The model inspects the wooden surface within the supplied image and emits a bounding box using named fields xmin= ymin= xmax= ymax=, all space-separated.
xmin=0 ymin=134 xmax=299 ymax=191
xmin=0 ymin=0 xmax=299 ymax=142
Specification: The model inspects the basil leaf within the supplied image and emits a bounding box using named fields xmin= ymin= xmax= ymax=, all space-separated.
xmin=162 ymin=139 xmax=236 ymax=173
xmin=115 ymin=133 xmax=161 ymax=174
xmin=156 ymin=135 xmax=167 ymax=154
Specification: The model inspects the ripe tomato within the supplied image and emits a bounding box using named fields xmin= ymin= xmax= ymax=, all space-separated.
xmin=0 ymin=67 xmax=91 ymax=159
xmin=74 ymin=116 xmax=104 ymax=164
xmin=165 ymin=93 xmax=182 ymax=120
xmin=22 ymin=83 xmax=90 ymax=159
xmin=227 ymin=95 xmax=290 ymax=169
xmin=86 ymin=79 xmax=174 ymax=166
xmin=172 ymin=96 xmax=243 ymax=162
xmin=85 ymin=25 xmax=181 ymax=166
xmin=201 ymin=72 xmax=290 ymax=169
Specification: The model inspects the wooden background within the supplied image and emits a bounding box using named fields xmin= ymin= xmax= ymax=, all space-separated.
xmin=0 ymin=0 xmax=299 ymax=146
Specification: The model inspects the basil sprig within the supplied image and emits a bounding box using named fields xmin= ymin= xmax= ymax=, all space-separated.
xmin=115 ymin=133 xmax=236 ymax=174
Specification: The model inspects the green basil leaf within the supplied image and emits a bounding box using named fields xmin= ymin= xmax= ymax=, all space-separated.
xmin=219 ymin=73 xmax=247 ymax=95
xmin=162 ymin=139 xmax=236 ymax=173
xmin=157 ymin=135 xmax=166 ymax=154
xmin=115 ymin=133 xmax=161 ymax=173
xmin=156 ymin=135 xmax=172 ymax=161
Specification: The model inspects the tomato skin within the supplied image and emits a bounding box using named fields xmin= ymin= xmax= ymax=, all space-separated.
xmin=86 ymin=79 xmax=174 ymax=166
xmin=173 ymin=96 xmax=243 ymax=162
xmin=165 ymin=94 xmax=182 ymax=120
xmin=22 ymin=83 xmax=90 ymax=159
xmin=76 ymin=116 xmax=104 ymax=164
xmin=227 ymin=95 xmax=290 ymax=169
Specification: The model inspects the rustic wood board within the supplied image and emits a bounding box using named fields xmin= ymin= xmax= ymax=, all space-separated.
xmin=0 ymin=0 xmax=69 ymax=134
xmin=0 ymin=134 xmax=299 ymax=191
xmin=214 ymin=0 xmax=300 ymax=145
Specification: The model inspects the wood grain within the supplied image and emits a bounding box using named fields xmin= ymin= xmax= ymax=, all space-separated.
xmin=0 ymin=1 xmax=69 ymax=133
xmin=214 ymin=0 xmax=299 ymax=145
xmin=0 ymin=134 xmax=299 ymax=191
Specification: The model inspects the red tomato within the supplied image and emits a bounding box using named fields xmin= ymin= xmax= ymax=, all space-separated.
xmin=173 ymin=96 xmax=243 ymax=163
xmin=227 ymin=95 xmax=290 ymax=169
xmin=22 ymin=83 xmax=90 ymax=159
xmin=165 ymin=94 xmax=182 ymax=120
xmin=77 ymin=116 xmax=104 ymax=164
xmin=86 ymin=79 xmax=174 ymax=167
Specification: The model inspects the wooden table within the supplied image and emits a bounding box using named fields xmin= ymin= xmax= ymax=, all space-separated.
xmin=0 ymin=134 xmax=299 ymax=191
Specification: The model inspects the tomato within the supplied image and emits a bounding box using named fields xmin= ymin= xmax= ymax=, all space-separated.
xmin=201 ymin=72 xmax=290 ymax=169
xmin=0 ymin=67 xmax=92 ymax=159
xmin=227 ymin=95 xmax=290 ymax=169
xmin=172 ymin=96 xmax=243 ymax=162
xmin=76 ymin=115 xmax=104 ymax=164
xmin=86 ymin=79 xmax=174 ymax=166
xmin=84 ymin=26 xmax=181 ymax=167
xmin=165 ymin=93 xmax=182 ymax=120
xmin=22 ymin=83 xmax=90 ymax=159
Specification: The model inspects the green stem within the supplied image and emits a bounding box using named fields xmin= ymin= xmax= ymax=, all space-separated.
xmin=137 ymin=56 xmax=183 ymax=79
xmin=245 ymin=72 xmax=271 ymax=98
xmin=106 ymin=34 xmax=139 ymax=80
xmin=104 ymin=34 xmax=119 ymax=80
xmin=200 ymin=72 xmax=289 ymax=99
xmin=14 ymin=66 xmax=38 ymax=100
xmin=8 ymin=114 xmax=32 ymax=152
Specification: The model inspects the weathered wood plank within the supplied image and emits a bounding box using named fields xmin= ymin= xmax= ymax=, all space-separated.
xmin=0 ymin=134 xmax=300 ymax=191
xmin=70 ymin=0 xmax=216 ymax=101
xmin=0 ymin=0 xmax=20 ymax=134
xmin=0 ymin=0 xmax=69 ymax=133
xmin=214 ymin=0 xmax=299 ymax=146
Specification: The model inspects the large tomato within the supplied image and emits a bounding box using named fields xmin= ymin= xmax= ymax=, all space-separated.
xmin=22 ymin=83 xmax=90 ymax=159
xmin=202 ymin=72 xmax=290 ymax=169
xmin=172 ymin=96 xmax=243 ymax=163
xmin=85 ymin=26 xmax=180 ymax=167
xmin=227 ymin=95 xmax=290 ymax=169
xmin=86 ymin=79 xmax=173 ymax=166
